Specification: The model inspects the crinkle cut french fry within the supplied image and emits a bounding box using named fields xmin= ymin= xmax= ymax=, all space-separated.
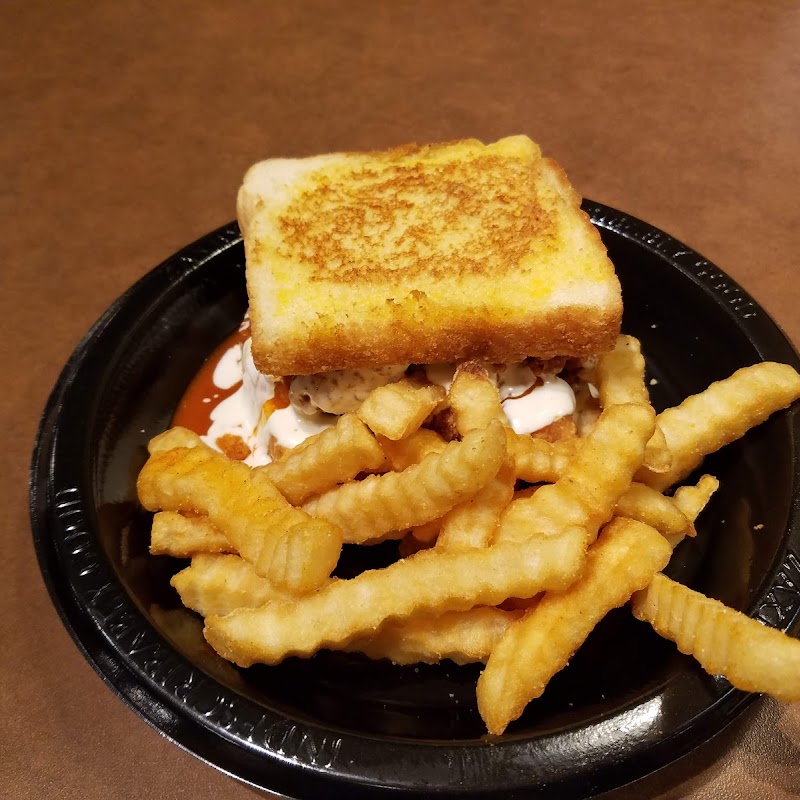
xmin=477 ymin=517 xmax=672 ymax=734
xmin=641 ymin=427 xmax=671 ymax=474
xmin=137 ymin=440 xmax=342 ymax=592
xmin=446 ymin=364 xmax=576 ymax=484
xmin=507 ymin=434 xmax=574 ymax=484
xmin=529 ymin=415 xmax=578 ymax=443
xmin=171 ymin=554 xmax=299 ymax=617
xmin=596 ymin=335 xmax=650 ymax=407
xmin=631 ymin=573 xmax=800 ymax=702
xmin=448 ymin=362 xmax=507 ymax=433
xmin=303 ymin=419 xmax=507 ymax=544
xmin=613 ymin=483 xmax=690 ymax=539
xmin=203 ymin=526 xmax=587 ymax=667
xmin=346 ymin=606 xmax=522 ymax=665
xmin=436 ymin=456 xmax=515 ymax=551
xmin=636 ymin=362 xmax=800 ymax=491
xmin=410 ymin=519 xmax=441 ymax=543
xmin=496 ymin=403 xmax=655 ymax=545
xmin=260 ymin=413 xmax=385 ymax=505
xmin=150 ymin=511 xmax=233 ymax=557
xmin=148 ymin=425 xmax=206 ymax=453
xmin=663 ymin=474 xmax=719 ymax=549
xmin=357 ymin=379 xmax=446 ymax=440
xmin=396 ymin=522 xmax=441 ymax=556
xmin=596 ymin=335 xmax=671 ymax=474
xmin=378 ymin=428 xmax=447 ymax=471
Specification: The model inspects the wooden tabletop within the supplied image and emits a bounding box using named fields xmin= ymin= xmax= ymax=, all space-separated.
xmin=4 ymin=1 xmax=800 ymax=797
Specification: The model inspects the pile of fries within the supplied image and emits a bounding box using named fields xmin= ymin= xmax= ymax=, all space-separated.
xmin=137 ymin=337 xmax=800 ymax=735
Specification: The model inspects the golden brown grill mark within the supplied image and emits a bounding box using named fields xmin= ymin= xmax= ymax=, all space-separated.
xmin=276 ymin=155 xmax=556 ymax=284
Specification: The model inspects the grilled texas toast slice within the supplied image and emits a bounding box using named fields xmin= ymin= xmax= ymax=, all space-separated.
xmin=237 ymin=135 xmax=621 ymax=376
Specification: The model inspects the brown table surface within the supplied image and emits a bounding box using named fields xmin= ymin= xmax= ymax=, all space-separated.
xmin=4 ymin=1 xmax=800 ymax=798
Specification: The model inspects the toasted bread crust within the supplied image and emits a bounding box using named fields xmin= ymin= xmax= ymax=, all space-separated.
xmin=239 ymin=136 xmax=622 ymax=375
xmin=255 ymin=302 xmax=620 ymax=376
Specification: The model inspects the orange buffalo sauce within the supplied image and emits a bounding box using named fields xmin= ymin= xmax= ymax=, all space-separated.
xmin=264 ymin=380 xmax=291 ymax=414
xmin=172 ymin=323 xmax=250 ymax=435
xmin=172 ymin=320 xmax=292 ymax=461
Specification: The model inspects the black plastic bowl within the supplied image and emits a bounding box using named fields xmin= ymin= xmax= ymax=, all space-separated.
xmin=30 ymin=202 xmax=800 ymax=799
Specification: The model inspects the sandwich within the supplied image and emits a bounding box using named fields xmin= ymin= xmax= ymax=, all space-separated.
xmin=195 ymin=136 xmax=622 ymax=463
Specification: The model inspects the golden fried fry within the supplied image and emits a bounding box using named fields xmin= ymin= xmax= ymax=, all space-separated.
xmin=446 ymin=362 xmax=567 ymax=497
xmin=613 ymin=483 xmax=690 ymax=539
xmin=346 ymin=606 xmax=522 ymax=665
xmin=448 ymin=362 xmax=506 ymax=433
xmin=148 ymin=425 xmax=205 ymax=453
xmin=396 ymin=521 xmax=442 ymax=556
xmin=642 ymin=427 xmax=671 ymax=473
xmin=631 ymin=573 xmax=800 ymax=702
xmin=663 ymin=474 xmax=719 ymax=549
xmin=171 ymin=553 xmax=297 ymax=617
xmin=573 ymin=381 xmax=602 ymax=437
xmin=506 ymin=435 xmax=574 ymax=483
xmin=137 ymin=440 xmax=342 ymax=592
xmin=260 ymin=412 xmax=385 ymax=505
xmin=636 ymin=362 xmax=800 ymax=491
xmin=204 ymin=526 xmax=586 ymax=666
xmin=496 ymin=403 xmax=655 ymax=545
xmin=435 ymin=456 xmax=516 ymax=551
xmin=672 ymin=474 xmax=720 ymax=521
xmin=357 ymin=379 xmax=446 ymax=440
xmin=150 ymin=511 xmax=233 ymax=557
xmin=529 ymin=416 xmax=578 ymax=443
xmin=378 ymin=428 xmax=447 ymax=471
xmin=303 ymin=420 xmax=507 ymax=544
xmin=596 ymin=335 xmax=649 ymax=406
xmin=597 ymin=335 xmax=671 ymax=473
xmin=409 ymin=519 xmax=441 ymax=543
xmin=477 ymin=517 xmax=672 ymax=734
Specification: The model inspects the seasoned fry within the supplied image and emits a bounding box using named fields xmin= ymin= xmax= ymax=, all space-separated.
xmin=445 ymin=362 xmax=578 ymax=487
xmin=148 ymin=425 xmax=206 ymax=453
xmin=436 ymin=456 xmax=516 ymax=551
xmin=631 ymin=572 xmax=800 ymax=701
xmin=171 ymin=553 xmax=297 ymax=617
xmin=346 ymin=606 xmax=522 ymax=665
xmin=477 ymin=518 xmax=672 ymax=734
xmin=378 ymin=428 xmax=447 ymax=471
xmin=260 ymin=412 xmax=385 ymax=505
xmin=664 ymin=474 xmax=719 ymax=549
xmin=357 ymin=379 xmax=446 ymax=440
xmin=150 ymin=511 xmax=233 ymax=557
xmin=409 ymin=519 xmax=441 ymax=543
xmin=137 ymin=441 xmax=342 ymax=592
xmin=529 ymin=415 xmax=578 ymax=443
xmin=204 ymin=526 xmax=587 ymax=666
xmin=597 ymin=335 xmax=671 ymax=473
xmin=636 ymin=362 xmax=800 ymax=491
xmin=506 ymin=435 xmax=574 ymax=483
xmin=672 ymin=474 xmax=720 ymax=522
xmin=642 ymin=426 xmax=671 ymax=473
xmin=596 ymin=336 xmax=650 ymax=407
xmin=303 ymin=420 xmax=507 ymax=544
xmin=613 ymin=483 xmax=690 ymax=539
xmin=496 ymin=403 xmax=655 ymax=545
xmin=448 ymin=362 xmax=506 ymax=433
